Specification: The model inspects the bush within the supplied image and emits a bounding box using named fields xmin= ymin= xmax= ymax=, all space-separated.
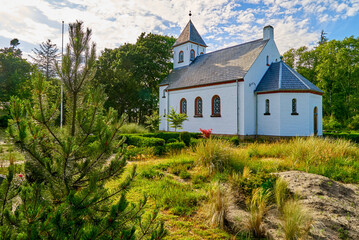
xmin=123 ymin=135 xmax=165 ymax=155
xmin=166 ymin=142 xmax=186 ymax=153
xmin=119 ymin=123 xmax=149 ymax=133
xmin=0 ymin=115 xmax=10 ymax=128
xmin=167 ymin=138 xmax=178 ymax=143
xmin=237 ymin=171 xmax=277 ymax=199
xmin=180 ymin=131 xmax=191 ymax=146
xmin=347 ymin=115 xmax=359 ymax=130
xmin=323 ymin=115 xmax=342 ymax=131
xmin=230 ymin=137 xmax=240 ymax=146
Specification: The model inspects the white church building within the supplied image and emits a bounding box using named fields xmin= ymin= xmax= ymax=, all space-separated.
xmin=159 ymin=20 xmax=323 ymax=137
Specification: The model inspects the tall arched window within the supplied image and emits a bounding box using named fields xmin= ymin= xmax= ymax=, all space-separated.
xmin=194 ymin=97 xmax=202 ymax=117
xmin=266 ymin=55 xmax=269 ymax=66
xmin=211 ymin=95 xmax=221 ymax=117
xmin=180 ymin=98 xmax=187 ymax=114
xmin=190 ymin=49 xmax=195 ymax=61
xmin=291 ymin=98 xmax=298 ymax=115
xmin=179 ymin=51 xmax=184 ymax=63
xmin=264 ymin=99 xmax=270 ymax=115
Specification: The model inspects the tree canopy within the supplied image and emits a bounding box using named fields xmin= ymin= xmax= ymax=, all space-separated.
xmin=283 ymin=35 xmax=359 ymax=125
xmin=94 ymin=33 xmax=175 ymax=124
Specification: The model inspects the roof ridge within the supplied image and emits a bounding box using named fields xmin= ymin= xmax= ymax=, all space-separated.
xmin=283 ymin=63 xmax=310 ymax=89
xmin=206 ymin=38 xmax=268 ymax=56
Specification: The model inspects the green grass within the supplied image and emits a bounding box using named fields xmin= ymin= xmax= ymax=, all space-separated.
xmin=119 ymin=123 xmax=149 ymax=134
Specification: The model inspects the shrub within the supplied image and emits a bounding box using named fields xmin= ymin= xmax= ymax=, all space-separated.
xmin=323 ymin=115 xmax=342 ymax=131
xmin=347 ymin=114 xmax=359 ymax=130
xmin=195 ymin=138 xmax=232 ymax=174
xmin=274 ymin=177 xmax=289 ymax=211
xmin=179 ymin=170 xmax=191 ymax=179
xmin=119 ymin=123 xmax=149 ymax=133
xmin=246 ymin=188 xmax=271 ymax=237
xmin=207 ymin=182 xmax=226 ymax=228
xmin=167 ymin=138 xmax=178 ymax=143
xmin=180 ymin=131 xmax=191 ymax=146
xmin=145 ymin=110 xmax=161 ymax=132
xmin=238 ymin=171 xmax=276 ymax=199
xmin=230 ymin=137 xmax=240 ymax=146
xmin=166 ymin=142 xmax=186 ymax=153
xmin=140 ymin=168 xmax=164 ymax=179
xmin=281 ymin=199 xmax=313 ymax=240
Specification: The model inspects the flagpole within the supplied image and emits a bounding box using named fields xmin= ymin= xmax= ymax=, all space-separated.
xmin=60 ymin=20 xmax=64 ymax=128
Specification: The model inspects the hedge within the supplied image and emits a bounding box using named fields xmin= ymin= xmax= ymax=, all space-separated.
xmin=166 ymin=142 xmax=186 ymax=152
xmin=323 ymin=132 xmax=359 ymax=143
xmin=121 ymin=135 xmax=165 ymax=155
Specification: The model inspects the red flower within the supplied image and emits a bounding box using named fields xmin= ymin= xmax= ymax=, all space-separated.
xmin=18 ymin=174 xmax=23 ymax=178
xmin=200 ymin=128 xmax=213 ymax=139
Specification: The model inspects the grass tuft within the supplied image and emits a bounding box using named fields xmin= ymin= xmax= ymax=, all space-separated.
xmin=275 ymin=177 xmax=289 ymax=211
xmin=281 ymin=199 xmax=313 ymax=240
xmin=206 ymin=182 xmax=226 ymax=228
xmin=119 ymin=123 xmax=149 ymax=134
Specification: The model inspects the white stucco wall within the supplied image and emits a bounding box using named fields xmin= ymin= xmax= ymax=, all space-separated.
xmin=173 ymin=42 xmax=206 ymax=69
xmin=257 ymin=92 xmax=323 ymax=136
xmin=242 ymin=38 xmax=281 ymax=135
xmin=165 ymin=83 xmax=239 ymax=134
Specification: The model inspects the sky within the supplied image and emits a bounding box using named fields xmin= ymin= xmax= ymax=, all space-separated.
xmin=1 ymin=0 xmax=359 ymax=60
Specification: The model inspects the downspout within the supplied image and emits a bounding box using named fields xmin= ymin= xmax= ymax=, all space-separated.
xmin=255 ymin=92 xmax=258 ymax=137
xmin=167 ymin=89 xmax=170 ymax=131
xmin=236 ymin=79 xmax=239 ymax=136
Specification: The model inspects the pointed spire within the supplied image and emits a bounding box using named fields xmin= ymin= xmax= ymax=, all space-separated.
xmin=172 ymin=19 xmax=207 ymax=48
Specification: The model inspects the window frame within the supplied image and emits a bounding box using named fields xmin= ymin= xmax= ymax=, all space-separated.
xmin=291 ymin=98 xmax=298 ymax=115
xmin=178 ymin=51 xmax=184 ymax=63
xmin=264 ymin=99 xmax=270 ymax=115
xmin=194 ymin=97 xmax=203 ymax=117
xmin=211 ymin=95 xmax=221 ymax=117
xmin=180 ymin=98 xmax=187 ymax=114
xmin=190 ymin=49 xmax=195 ymax=61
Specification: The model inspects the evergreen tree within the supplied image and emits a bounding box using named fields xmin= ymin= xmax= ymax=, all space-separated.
xmin=1 ymin=21 xmax=166 ymax=239
xmin=31 ymin=39 xmax=59 ymax=81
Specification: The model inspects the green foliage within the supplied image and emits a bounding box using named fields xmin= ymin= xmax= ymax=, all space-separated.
xmin=119 ymin=123 xmax=149 ymax=133
xmin=166 ymin=107 xmax=188 ymax=132
xmin=2 ymin=21 xmax=165 ymax=239
xmin=0 ymin=115 xmax=10 ymax=128
xmin=347 ymin=114 xmax=359 ymax=130
xmin=142 ymin=132 xmax=200 ymax=142
xmin=180 ymin=131 xmax=191 ymax=146
xmin=230 ymin=137 xmax=240 ymax=146
xmin=145 ymin=111 xmax=161 ymax=132
xmin=206 ymin=182 xmax=226 ymax=228
xmin=274 ymin=177 xmax=290 ymax=211
xmin=166 ymin=142 xmax=185 ymax=152
xmin=237 ymin=172 xmax=277 ymax=199
xmin=0 ymin=41 xmax=32 ymax=102
xmin=94 ymin=33 xmax=175 ymax=124
xmin=167 ymin=138 xmax=178 ymax=143
xmin=31 ymin=39 xmax=59 ymax=81
xmin=283 ymin=36 xmax=359 ymax=122
xmin=323 ymin=132 xmax=359 ymax=143
xmin=323 ymin=115 xmax=342 ymax=130
xmin=123 ymin=135 xmax=165 ymax=156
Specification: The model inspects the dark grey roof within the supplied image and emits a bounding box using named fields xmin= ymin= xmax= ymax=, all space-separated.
xmin=161 ymin=39 xmax=269 ymax=90
xmin=255 ymin=61 xmax=323 ymax=93
xmin=172 ymin=20 xmax=207 ymax=47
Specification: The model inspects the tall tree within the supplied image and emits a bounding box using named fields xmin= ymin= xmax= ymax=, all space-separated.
xmin=31 ymin=39 xmax=59 ymax=81
xmin=0 ymin=40 xmax=32 ymax=102
xmin=1 ymin=21 xmax=166 ymax=239
xmin=94 ymin=33 xmax=175 ymax=123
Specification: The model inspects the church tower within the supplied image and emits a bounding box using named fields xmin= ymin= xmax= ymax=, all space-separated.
xmin=172 ymin=18 xmax=207 ymax=69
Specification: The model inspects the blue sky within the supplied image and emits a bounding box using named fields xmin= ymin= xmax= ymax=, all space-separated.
xmin=1 ymin=0 xmax=358 ymax=59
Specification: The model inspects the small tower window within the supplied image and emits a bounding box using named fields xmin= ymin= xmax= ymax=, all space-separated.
xmin=179 ymin=51 xmax=184 ymax=63
xmin=264 ymin=99 xmax=270 ymax=115
xmin=194 ymin=97 xmax=202 ymax=117
xmin=291 ymin=98 xmax=298 ymax=115
xmin=211 ymin=95 xmax=221 ymax=117
xmin=190 ymin=49 xmax=195 ymax=61
xmin=266 ymin=55 xmax=269 ymax=66
xmin=180 ymin=98 xmax=187 ymax=114
xmin=162 ymin=89 xmax=166 ymax=98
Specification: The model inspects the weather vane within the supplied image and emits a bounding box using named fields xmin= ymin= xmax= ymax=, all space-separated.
xmin=189 ymin=11 xmax=192 ymax=19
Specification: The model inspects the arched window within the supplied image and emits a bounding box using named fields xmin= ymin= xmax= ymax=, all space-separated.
xmin=211 ymin=95 xmax=221 ymax=117
xmin=200 ymin=52 xmax=204 ymax=55
xmin=179 ymin=51 xmax=184 ymax=63
xmin=194 ymin=97 xmax=202 ymax=117
xmin=180 ymin=98 xmax=187 ymax=114
xmin=190 ymin=49 xmax=195 ymax=61
xmin=264 ymin=99 xmax=270 ymax=115
xmin=162 ymin=89 xmax=166 ymax=98
xmin=266 ymin=55 xmax=269 ymax=66
xmin=291 ymin=98 xmax=298 ymax=115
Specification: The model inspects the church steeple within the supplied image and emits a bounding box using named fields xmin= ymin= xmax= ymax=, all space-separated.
xmin=172 ymin=17 xmax=207 ymax=69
